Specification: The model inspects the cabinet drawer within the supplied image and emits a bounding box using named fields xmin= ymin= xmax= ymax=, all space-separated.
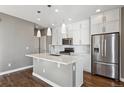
xmin=93 ymin=62 xmax=118 ymax=79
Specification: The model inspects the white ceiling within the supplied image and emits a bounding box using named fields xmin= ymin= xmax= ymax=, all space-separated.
xmin=0 ymin=5 xmax=123 ymax=28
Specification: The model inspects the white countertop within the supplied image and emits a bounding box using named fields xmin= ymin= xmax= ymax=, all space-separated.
xmin=26 ymin=53 xmax=83 ymax=65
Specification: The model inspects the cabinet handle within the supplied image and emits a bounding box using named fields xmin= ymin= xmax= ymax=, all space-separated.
xmin=102 ymin=39 xmax=104 ymax=56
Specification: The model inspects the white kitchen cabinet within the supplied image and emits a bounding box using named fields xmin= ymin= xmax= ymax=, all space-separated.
xmin=71 ymin=22 xmax=80 ymax=31
xmin=66 ymin=24 xmax=73 ymax=38
xmin=79 ymin=54 xmax=91 ymax=72
xmin=104 ymin=21 xmax=119 ymax=33
xmin=66 ymin=19 xmax=90 ymax=45
xmin=91 ymin=24 xmax=103 ymax=34
xmin=80 ymin=19 xmax=90 ymax=45
xmin=57 ymin=27 xmax=62 ymax=45
xmin=67 ymin=22 xmax=80 ymax=45
xmin=104 ymin=8 xmax=120 ymax=22
xmin=52 ymin=27 xmax=62 ymax=45
xmin=52 ymin=19 xmax=90 ymax=45
xmin=52 ymin=27 xmax=58 ymax=45
xmin=91 ymin=8 xmax=120 ymax=35
xmin=72 ymin=30 xmax=80 ymax=45
xmin=91 ymin=13 xmax=103 ymax=25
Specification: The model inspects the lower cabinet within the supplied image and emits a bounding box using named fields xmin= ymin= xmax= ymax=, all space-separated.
xmin=33 ymin=58 xmax=83 ymax=87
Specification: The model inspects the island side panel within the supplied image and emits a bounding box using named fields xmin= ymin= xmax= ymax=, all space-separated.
xmin=33 ymin=58 xmax=73 ymax=87
xmin=75 ymin=60 xmax=83 ymax=87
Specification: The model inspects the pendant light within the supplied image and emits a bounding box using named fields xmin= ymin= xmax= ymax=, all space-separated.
xmin=61 ymin=23 xmax=66 ymax=34
xmin=37 ymin=30 xmax=41 ymax=37
xmin=47 ymin=27 xmax=52 ymax=36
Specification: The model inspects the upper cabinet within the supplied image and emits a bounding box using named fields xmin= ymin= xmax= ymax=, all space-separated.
xmin=91 ymin=13 xmax=103 ymax=25
xmin=52 ymin=27 xmax=62 ymax=45
xmin=91 ymin=8 xmax=120 ymax=35
xmin=79 ymin=19 xmax=90 ymax=45
xmin=66 ymin=19 xmax=90 ymax=45
xmin=52 ymin=19 xmax=90 ymax=45
xmin=104 ymin=8 xmax=120 ymax=22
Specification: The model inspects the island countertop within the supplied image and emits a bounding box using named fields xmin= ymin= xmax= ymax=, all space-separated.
xmin=26 ymin=53 xmax=82 ymax=65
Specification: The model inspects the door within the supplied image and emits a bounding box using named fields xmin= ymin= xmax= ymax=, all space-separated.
xmin=103 ymin=33 xmax=119 ymax=63
xmin=92 ymin=35 xmax=104 ymax=62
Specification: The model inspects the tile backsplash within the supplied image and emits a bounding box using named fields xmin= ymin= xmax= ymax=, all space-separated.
xmin=49 ymin=45 xmax=90 ymax=55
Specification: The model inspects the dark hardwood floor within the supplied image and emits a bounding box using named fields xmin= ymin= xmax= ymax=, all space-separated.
xmin=0 ymin=68 xmax=124 ymax=87
xmin=83 ymin=71 xmax=124 ymax=87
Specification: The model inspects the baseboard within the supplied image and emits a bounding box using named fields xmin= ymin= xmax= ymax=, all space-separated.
xmin=0 ymin=65 xmax=33 ymax=75
xmin=32 ymin=72 xmax=61 ymax=87
xmin=120 ymin=78 xmax=124 ymax=82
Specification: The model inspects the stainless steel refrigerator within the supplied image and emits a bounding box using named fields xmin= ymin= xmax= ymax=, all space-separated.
xmin=91 ymin=32 xmax=120 ymax=80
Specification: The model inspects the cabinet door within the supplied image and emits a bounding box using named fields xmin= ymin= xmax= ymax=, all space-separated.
xmin=52 ymin=27 xmax=58 ymax=45
xmin=57 ymin=27 xmax=62 ymax=45
xmin=104 ymin=8 xmax=120 ymax=22
xmin=66 ymin=24 xmax=73 ymax=38
xmin=91 ymin=24 xmax=103 ymax=35
xmin=91 ymin=13 xmax=103 ymax=25
xmin=80 ymin=19 xmax=90 ymax=44
xmin=105 ymin=21 xmax=119 ymax=33
xmin=72 ymin=30 xmax=80 ymax=45
xmin=72 ymin=22 xmax=80 ymax=30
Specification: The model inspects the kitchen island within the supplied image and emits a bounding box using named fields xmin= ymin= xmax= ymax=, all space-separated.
xmin=26 ymin=53 xmax=83 ymax=87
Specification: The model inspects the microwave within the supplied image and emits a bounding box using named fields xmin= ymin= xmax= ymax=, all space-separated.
xmin=62 ymin=38 xmax=73 ymax=45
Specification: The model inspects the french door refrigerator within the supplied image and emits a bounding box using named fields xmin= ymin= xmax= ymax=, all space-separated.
xmin=91 ymin=32 xmax=120 ymax=80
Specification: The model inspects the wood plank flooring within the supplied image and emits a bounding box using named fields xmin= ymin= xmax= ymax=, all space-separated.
xmin=0 ymin=68 xmax=124 ymax=87
xmin=83 ymin=71 xmax=124 ymax=87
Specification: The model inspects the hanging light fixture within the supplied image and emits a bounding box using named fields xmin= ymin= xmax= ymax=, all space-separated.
xmin=37 ymin=30 xmax=41 ymax=37
xmin=47 ymin=27 xmax=52 ymax=36
xmin=61 ymin=23 xmax=66 ymax=34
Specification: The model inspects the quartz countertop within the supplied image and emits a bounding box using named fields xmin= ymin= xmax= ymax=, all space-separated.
xmin=26 ymin=53 xmax=83 ymax=65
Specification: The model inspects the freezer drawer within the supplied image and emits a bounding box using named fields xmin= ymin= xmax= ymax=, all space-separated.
xmin=93 ymin=62 xmax=119 ymax=79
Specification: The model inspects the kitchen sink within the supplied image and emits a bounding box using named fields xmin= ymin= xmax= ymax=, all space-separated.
xmin=50 ymin=54 xmax=61 ymax=56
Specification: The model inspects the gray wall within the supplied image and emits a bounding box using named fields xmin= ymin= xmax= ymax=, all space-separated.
xmin=0 ymin=13 xmax=35 ymax=72
xmin=121 ymin=8 xmax=124 ymax=78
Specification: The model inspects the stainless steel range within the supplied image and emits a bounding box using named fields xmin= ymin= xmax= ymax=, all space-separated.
xmin=60 ymin=48 xmax=74 ymax=55
xmin=91 ymin=32 xmax=120 ymax=80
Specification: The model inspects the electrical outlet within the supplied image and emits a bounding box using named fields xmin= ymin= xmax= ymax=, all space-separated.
xmin=8 ymin=63 xmax=11 ymax=67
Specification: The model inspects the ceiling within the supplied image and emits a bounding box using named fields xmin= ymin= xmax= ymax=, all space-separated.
xmin=0 ymin=5 xmax=123 ymax=28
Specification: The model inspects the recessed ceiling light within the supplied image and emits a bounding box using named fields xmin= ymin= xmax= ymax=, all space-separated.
xmin=37 ymin=18 xmax=41 ymax=21
xmin=96 ymin=9 xmax=101 ymax=13
xmin=52 ymin=24 xmax=54 ymax=26
xmin=55 ymin=9 xmax=59 ymax=13
xmin=68 ymin=18 xmax=72 ymax=21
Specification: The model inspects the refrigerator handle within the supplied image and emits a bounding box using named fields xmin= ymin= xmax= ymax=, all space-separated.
xmin=105 ymin=39 xmax=106 ymax=56
xmin=102 ymin=39 xmax=104 ymax=56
